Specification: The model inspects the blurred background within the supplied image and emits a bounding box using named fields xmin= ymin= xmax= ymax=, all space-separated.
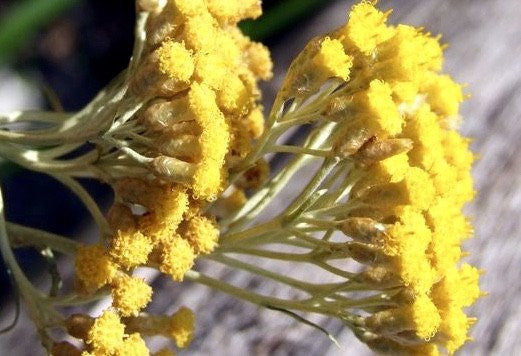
xmin=1 ymin=0 xmax=521 ymax=355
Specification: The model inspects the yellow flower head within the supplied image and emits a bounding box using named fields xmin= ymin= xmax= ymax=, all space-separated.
xmin=87 ymin=310 xmax=125 ymax=353
xmin=183 ymin=215 xmax=219 ymax=254
xmin=378 ymin=25 xmax=444 ymax=81
xmin=312 ymin=37 xmax=353 ymax=81
xmin=367 ymin=293 xmax=440 ymax=340
xmin=354 ymin=80 xmax=403 ymax=137
xmin=111 ymin=274 xmax=153 ymax=317
xmin=168 ymin=307 xmax=195 ymax=348
xmin=421 ymin=72 xmax=465 ymax=118
xmin=75 ymin=244 xmax=117 ymax=293
xmin=339 ymin=1 xmax=394 ymax=55
xmin=206 ymin=0 xmax=261 ymax=24
xmin=115 ymin=333 xmax=149 ymax=356
xmin=157 ymin=40 xmax=194 ymax=82
xmin=188 ymin=83 xmax=230 ymax=200
xmin=159 ymin=236 xmax=195 ymax=281
xmin=109 ymin=230 xmax=153 ymax=269
xmin=437 ymin=305 xmax=474 ymax=354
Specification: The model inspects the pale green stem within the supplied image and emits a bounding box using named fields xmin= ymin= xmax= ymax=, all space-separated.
xmin=267 ymin=144 xmax=332 ymax=157
xmin=0 ymin=143 xmax=99 ymax=173
xmin=0 ymin=111 xmax=72 ymax=125
xmin=0 ymin=184 xmax=62 ymax=351
xmin=220 ymin=216 xmax=281 ymax=244
xmin=206 ymin=254 xmax=346 ymax=294
xmin=217 ymin=246 xmax=312 ymax=262
xmin=185 ymin=270 xmax=350 ymax=317
xmin=283 ymin=157 xmax=340 ymax=221
xmin=48 ymin=288 xmax=109 ymax=307
xmin=7 ymin=223 xmax=80 ymax=255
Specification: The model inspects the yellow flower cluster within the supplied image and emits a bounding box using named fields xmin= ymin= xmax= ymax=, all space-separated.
xmin=275 ymin=1 xmax=481 ymax=354
xmin=61 ymin=308 xmax=194 ymax=355
xmin=135 ymin=0 xmax=272 ymax=200
xmin=72 ymin=0 xmax=272 ymax=353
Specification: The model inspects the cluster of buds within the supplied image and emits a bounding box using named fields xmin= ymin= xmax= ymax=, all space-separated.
xmin=205 ymin=2 xmax=482 ymax=355
xmin=65 ymin=0 xmax=272 ymax=354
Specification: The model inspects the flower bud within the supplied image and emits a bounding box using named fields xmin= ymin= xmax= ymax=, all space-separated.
xmin=138 ymin=0 xmax=166 ymax=13
xmin=65 ymin=314 xmax=94 ymax=340
xmin=51 ymin=341 xmax=82 ymax=356
xmin=353 ymin=138 xmax=413 ymax=165
xmin=340 ymin=217 xmax=387 ymax=244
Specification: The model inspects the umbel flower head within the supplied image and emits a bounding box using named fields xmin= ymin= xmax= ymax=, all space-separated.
xmin=197 ymin=1 xmax=480 ymax=355
xmin=70 ymin=0 xmax=271 ymax=354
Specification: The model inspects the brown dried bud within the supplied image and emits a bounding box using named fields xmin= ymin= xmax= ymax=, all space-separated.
xmin=344 ymin=242 xmax=391 ymax=266
xmin=51 ymin=341 xmax=82 ymax=356
xmin=65 ymin=314 xmax=94 ymax=340
xmin=236 ymin=159 xmax=270 ymax=189
xmin=365 ymin=336 xmax=415 ymax=355
xmin=140 ymin=98 xmax=194 ymax=131
xmin=333 ymin=127 xmax=372 ymax=157
xmin=353 ymin=138 xmax=413 ymax=165
xmin=340 ymin=217 xmax=387 ymax=244
xmin=107 ymin=203 xmax=137 ymax=232
xmin=156 ymin=134 xmax=200 ymax=159
xmin=358 ymin=267 xmax=401 ymax=289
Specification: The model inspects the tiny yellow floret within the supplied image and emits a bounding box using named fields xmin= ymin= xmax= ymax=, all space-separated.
xmin=159 ymin=237 xmax=196 ymax=281
xmin=75 ymin=244 xmax=116 ymax=293
xmin=313 ymin=37 xmax=353 ymax=80
xmin=109 ymin=230 xmax=153 ymax=269
xmin=157 ymin=40 xmax=194 ymax=82
xmin=87 ymin=310 xmax=125 ymax=353
xmin=184 ymin=215 xmax=219 ymax=254
xmin=115 ymin=333 xmax=149 ymax=356
xmin=111 ymin=274 xmax=153 ymax=317
xmin=169 ymin=307 xmax=195 ymax=348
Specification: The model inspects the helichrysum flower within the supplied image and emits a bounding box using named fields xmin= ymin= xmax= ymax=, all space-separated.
xmin=86 ymin=310 xmax=126 ymax=354
xmin=75 ymin=244 xmax=117 ymax=293
xmin=197 ymin=1 xmax=482 ymax=354
xmin=111 ymin=274 xmax=153 ymax=317
xmin=125 ymin=306 xmax=196 ymax=349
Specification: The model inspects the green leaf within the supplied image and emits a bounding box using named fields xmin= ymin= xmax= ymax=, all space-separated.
xmin=240 ymin=0 xmax=329 ymax=41
xmin=0 ymin=0 xmax=80 ymax=65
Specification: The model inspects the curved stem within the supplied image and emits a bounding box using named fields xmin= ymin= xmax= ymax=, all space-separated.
xmin=7 ymin=222 xmax=80 ymax=255
xmin=185 ymin=270 xmax=343 ymax=316
xmin=0 ymin=184 xmax=62 ymax=351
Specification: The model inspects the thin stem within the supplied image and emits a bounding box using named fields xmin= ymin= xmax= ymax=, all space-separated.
xmin=216 ymin=246 xmax=312 ymax=262
xmin=0 ymin=143 xmax=99 ymax=173
xmin=0 ymin=184 xmax=62 ymax=351
xmin=268 ymin=145 xmax=332 ymax=157
xmin=7 ymin=222 xmax=80 ymax=255
xmin=0 ymin=111 xmax=72 ymax=125
xmin=220 ymin=217 xmax=281 ymax=244
xmin=283 ymin=158 xmax=339 ymax=220
xmin=206 ymin=254 xmax=338 ymax=294
xmin=185 ymin=270 xmax=344 ymax=316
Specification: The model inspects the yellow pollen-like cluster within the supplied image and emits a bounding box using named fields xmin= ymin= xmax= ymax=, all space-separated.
xmin=132 ymin=0 xmax=272 ymax=202
xmin=271 ymin=1 xmax=481 ymax=353
xmin=123 ymin=306 xmax=196 ymax=350
xmin=111 ymin=274 xmax=153 ymax=317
